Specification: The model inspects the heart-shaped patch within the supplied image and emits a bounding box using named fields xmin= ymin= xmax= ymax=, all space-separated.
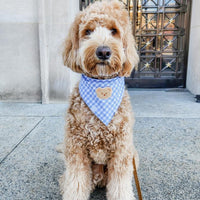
xmin=96 ymin=87 xmax=112 ymax=99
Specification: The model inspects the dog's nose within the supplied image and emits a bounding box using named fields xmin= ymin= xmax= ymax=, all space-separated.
xmin=96 ymin=46 xmax=111 ymax=60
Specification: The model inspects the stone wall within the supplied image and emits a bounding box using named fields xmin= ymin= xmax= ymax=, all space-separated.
xmin=186 ymin=0 xmax=200 ymax=95
xmin=39 ymin=0 xmax=80 ymax=103
xmin=0 ymin=0 xmax=41 ymax=102
xmin=0 ymin=0 xmax=80 ymax=103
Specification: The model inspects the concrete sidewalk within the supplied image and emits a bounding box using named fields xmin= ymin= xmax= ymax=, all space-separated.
xmin=0 ymin=90 xmax=200 ymax=200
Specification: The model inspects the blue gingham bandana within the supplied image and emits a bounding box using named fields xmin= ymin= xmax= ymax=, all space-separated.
xmin=79 ymin=74 xmax=125 ymax=126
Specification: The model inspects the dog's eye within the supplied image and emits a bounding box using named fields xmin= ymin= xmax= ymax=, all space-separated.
xmin=85 ymin=29 xmax=92 ymax=35
xmin=111 ymin=28 xmax=117 ymax=35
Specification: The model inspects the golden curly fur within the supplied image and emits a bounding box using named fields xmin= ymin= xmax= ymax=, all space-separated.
xmin=60 ymin=1 xmax=139 ymax=200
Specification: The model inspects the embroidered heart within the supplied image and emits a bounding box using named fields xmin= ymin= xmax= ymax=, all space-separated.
xmin=96 ymin=87 xmax=112 ymax=99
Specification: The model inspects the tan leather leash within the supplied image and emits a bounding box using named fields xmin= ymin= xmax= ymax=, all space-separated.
xmin=133 ymin=157 xmax=143 ymax=200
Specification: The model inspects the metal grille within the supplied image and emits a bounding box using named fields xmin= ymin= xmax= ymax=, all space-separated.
xmin=80 ymin=0 xmax=191 ymax=88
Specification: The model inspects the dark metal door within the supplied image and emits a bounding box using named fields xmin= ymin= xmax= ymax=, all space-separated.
xmin=80 ymin=0 xmax=192 ymax=88
xmin=126 ymin=0 xmax=191 ymax=88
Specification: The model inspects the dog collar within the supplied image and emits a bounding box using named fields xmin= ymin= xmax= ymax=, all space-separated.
xmin=79 ymin=74 xmax=125 ymax=126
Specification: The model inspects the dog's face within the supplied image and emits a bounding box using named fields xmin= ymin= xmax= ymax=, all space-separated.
xmin=63 ymin=0 xmax=139 ymax=78
xmin=78 ymin=18 xmax=125 ymax=78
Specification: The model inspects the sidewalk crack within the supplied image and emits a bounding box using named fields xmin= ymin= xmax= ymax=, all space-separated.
xmin=0 ymin=117 xmax=44 ymax=165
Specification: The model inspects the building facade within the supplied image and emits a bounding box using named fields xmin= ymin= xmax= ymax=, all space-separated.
xmin=0 ymin=0 xmax=199 ymax=103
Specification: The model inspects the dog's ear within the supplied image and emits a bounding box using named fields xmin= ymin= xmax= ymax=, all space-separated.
xmin=63 ymin=13 xmax=83 ymax=73
xmin=120 ymin=23 xmax=139 ymax=77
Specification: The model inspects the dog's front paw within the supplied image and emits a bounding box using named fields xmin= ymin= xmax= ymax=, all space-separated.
xmin=107 ymin=182 xmax=136 ymax=200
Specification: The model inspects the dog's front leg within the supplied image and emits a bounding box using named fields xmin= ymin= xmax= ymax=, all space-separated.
xmin=106 ymin=146 xmax=136 ymax=200
xmin=61 ymin=145 xmax=92 ymax=200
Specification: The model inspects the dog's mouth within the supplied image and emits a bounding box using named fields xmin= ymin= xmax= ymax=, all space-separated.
xmin=82 ymin=55 xmax=122 ymax=79
xmin=91 ymin=62 xmax=120 ymax=78
xmin=83 ymin=62 xmax=119 ymax=79
xmin=97 ymin=61 xmax=109 ymax=66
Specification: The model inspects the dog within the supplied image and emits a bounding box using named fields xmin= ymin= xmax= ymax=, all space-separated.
xmin=60 ymin=1 xmax=139 ymax=200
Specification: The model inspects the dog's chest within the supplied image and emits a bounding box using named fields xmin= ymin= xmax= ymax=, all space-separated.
xmin=70 ymin=87 xmax=133 ymax=163
xmin=85 ymin=129 xmax=114 ymax=164
xmin=76 ymin=101 xmax=119 ymax=163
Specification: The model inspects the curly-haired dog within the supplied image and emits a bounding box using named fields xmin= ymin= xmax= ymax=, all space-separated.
xmin=60 ymin=1 xmax=139 ymax=200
